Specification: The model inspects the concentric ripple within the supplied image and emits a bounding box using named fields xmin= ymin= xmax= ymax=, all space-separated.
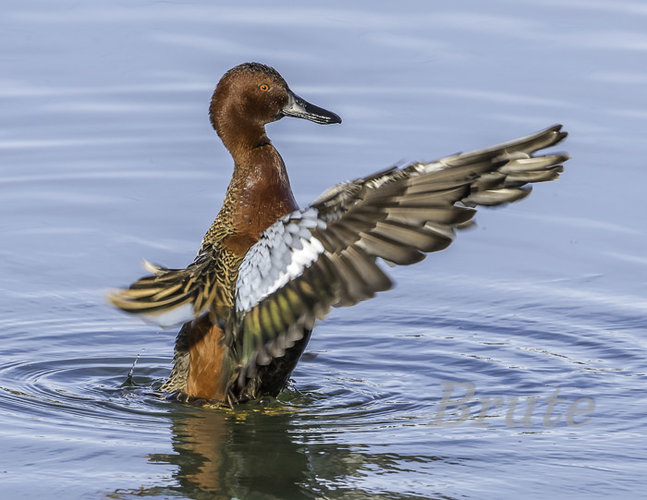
xmin=0 ymin=317 xmax=174 ymax=435
xmin=1 ymin=280 xmax=645 ymax=498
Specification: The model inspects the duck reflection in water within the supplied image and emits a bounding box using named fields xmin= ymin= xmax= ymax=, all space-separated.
xmin=116 ymin=402 xmax=449 ymax=498
xmin=158 ymin=407 xmax=311 ymax=497
xmin=109 ymin=62 xmax=568 ymax=406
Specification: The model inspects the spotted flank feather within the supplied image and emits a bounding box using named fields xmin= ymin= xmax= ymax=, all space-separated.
xmin=228 ymin=125 xmax=568 ymax=387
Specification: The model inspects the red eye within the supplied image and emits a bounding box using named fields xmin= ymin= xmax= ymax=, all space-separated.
xmin=259 ymin=83 xmax=270 ymax=92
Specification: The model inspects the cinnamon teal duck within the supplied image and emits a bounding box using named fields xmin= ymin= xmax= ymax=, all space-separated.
xmin=109 ymin=62 xmax=569 ymax=406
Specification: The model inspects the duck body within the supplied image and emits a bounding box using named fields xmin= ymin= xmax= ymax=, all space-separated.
xmin=169 ymin=113 xmax=307 ymax=402
xmin=110 ymin=62 xmax=569 ymax=405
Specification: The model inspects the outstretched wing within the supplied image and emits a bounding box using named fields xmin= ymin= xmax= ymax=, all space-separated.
xmin=229 ymin=124 xmax=568 ymax=382
xmin=107 ymin=248 xmax=233 ymax=328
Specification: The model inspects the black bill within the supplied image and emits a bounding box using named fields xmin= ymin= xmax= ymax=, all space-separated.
xmin=281 ymin=90 xmax=342 ymax=124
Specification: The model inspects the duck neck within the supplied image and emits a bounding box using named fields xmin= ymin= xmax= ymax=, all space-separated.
xmin=217 ymin=121 xmax=298 ymax=238
xmin=217 ymin=111 xmax=272 ymax=160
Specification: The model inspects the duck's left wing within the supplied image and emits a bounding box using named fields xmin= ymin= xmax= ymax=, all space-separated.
xmin=230 ymin=125 xmax=569 ymax=384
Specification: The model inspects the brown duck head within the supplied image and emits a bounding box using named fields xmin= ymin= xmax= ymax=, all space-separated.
xmin=209 ymin=62 xmax=341 ymax=155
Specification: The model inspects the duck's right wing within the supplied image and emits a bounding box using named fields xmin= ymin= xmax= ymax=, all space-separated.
xmin=229 ymin=124 xmax=568 ymax=383
xmin=107 ymin=247 xmax=231 ymax=328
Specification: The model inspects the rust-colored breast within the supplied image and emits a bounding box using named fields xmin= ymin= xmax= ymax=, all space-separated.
xmin=233 ymin=148 xmax=298 ymax=238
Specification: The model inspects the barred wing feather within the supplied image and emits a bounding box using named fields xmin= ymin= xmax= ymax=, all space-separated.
xmin=107 ymin=250 xmax=224 ymax=328
xmin=230 ymin=124 xmax=568 ymax=383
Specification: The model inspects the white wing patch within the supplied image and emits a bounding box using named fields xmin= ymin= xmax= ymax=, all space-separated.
xmin=235 ymin=208 xmax=326 ymax=313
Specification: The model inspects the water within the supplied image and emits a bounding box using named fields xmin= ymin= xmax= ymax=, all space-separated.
xmin=1 ymin=1 xmax=646 ymax=498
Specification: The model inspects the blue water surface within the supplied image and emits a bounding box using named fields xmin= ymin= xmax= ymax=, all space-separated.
xmin=1 ymin=1 xmax=646 ymax=498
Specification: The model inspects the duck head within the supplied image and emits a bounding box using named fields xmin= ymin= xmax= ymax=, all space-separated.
xmin=209 ymin=62 xmax=341 ymax=152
